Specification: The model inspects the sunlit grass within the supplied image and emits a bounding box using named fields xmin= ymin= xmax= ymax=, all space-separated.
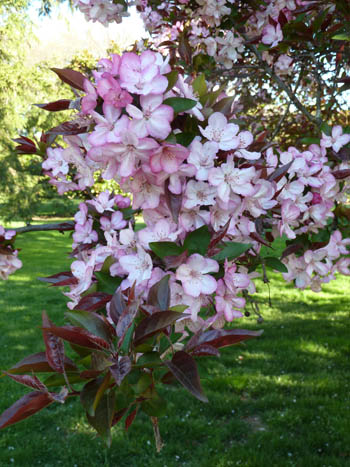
xmin=0 ymin=225 xmax=349 ymax=466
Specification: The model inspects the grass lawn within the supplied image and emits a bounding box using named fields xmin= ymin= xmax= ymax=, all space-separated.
xmin=0 ymin=225 xmax=349 ymax=466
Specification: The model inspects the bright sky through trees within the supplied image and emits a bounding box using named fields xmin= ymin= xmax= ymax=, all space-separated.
xmin=27 ymin=1 xmax=145 ymax=64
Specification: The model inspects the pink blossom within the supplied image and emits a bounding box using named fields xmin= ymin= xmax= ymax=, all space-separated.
xmin=0 ymin=226 xmax=16 ymax=240
xmin=88 ymin=190 xmax=115 ymax=213
xmin=100 ymin=211 xmax=127 ymax=233
xmin=127 ymin=94 xmax=174 ymax=139
xmin=199 ymin=112 xmax=240 ymax=151
xmin=119 ymin=51 xmax=168 ymax=95
xmin=279 ymin=200 xmax=300 ymax=239
xmin=119 ymin=247 xmax=153 ymax=285
xmin=188 ymin=140 xmax=218 ymax=181
xmin=73 ymin=219 xmax=98 ymax=245
xmin=321 ymin=125 xmax=350 ymax=153
xmin=42 ymin=148 xmax=69 ymax=177
xmin=138 ymin=219 xmax=179 ymax=248
xmin=0 ymin=251 xmax=22 ymax=280
xmin=223 ymin=263 xmax=251 ymax=293
xmin=184 ymin=180 xmax=216 ymax=209
xmin=170 ymin=281 xmax=202 ymax=321
xmin=97 ymin=73 xmax=132 ymax=108
xmin=130 ymin=171 xmax=164 ymax=209
xmin=81 ymin=79 xmax=97 ymax=114
xmin=150 ymin=143 xmax=189 ymax=174
xmin=176 ymin=254 xmax=219 ymax=298
xmin=208 ymin=155 xmax=256 ymax=202
xmin=261 ymin=23 xmax=283 ymax=47
xmin=89 ymin=104 xmax=122 ymax=146
xmin=114 ymin=195 xmax=131 ymax=208
xmin=215 ymin=279 xmax=245 ymax=321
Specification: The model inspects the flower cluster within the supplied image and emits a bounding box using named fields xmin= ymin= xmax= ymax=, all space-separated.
xmin=73 ymin=0 xmax=129 ymax=26
xmin=0 ymin=226 xmax=22 ymax=280
xmin=30 ymin=48 xmax=349 ymax=332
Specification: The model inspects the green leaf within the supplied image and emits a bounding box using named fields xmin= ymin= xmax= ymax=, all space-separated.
xmin=134 ymin=352 xmax=163 ymax=368
xmin=65 ymin=310 xmax=111 ymax=343
xmin=86 ymin=389 xmax=115 ymax=447
xmin=95 ymin=271 xmax=122 ymax=294
xmin=264 ymin=257 xmax=288 ymax=273
xmin=163 ymin=97 xmax=197 ymax=113
xmin=149 ymin=241 xmax=184 ymax=259
xmin=141 ymin=391 xmax=167 ymax=417
xmin=183 ymin=225 xmax=211 ymax=255
xmin=81 ymin=378 xmax=102 ymax=417
xmin=175 ymin=132 xmax=196 ymax=147
xmin=170 ymin=305 xmax=189 ymax=312
xmin=212 ymin=242 xmax=252 ymax=262
xmin=164 ymin=70 xmax=179 ymax=92
xmin=300 ymin=137 xmax=320 ymax=145
xmin=332 ymin=33 xmax=350 ymax=41
xmin=120 ymin=322 xmax=135 ymax=355
xmin=44 ymin=372 xmax=83 ymax=387
xmin=132 ymin=373 xmax=152 ymax=395
xmin=192 ymin=74 xmax=207 ymax=97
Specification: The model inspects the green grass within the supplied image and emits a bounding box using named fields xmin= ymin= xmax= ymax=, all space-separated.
xmin=0 ymin=228 xmax=349 ymax=466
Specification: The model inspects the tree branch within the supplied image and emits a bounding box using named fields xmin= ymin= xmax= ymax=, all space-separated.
xmin=244 ymin=40 xmax=322 ymax=127
xmin=9 ymin=222 xmax=75 ymax=235
xmin=262 ymin=67 xmax=305 ymax=149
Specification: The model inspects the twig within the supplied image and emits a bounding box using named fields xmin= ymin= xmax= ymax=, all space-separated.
xmin=243 ymin=38 xmax=322 ymax=127
xmin=8 ymin=222 xmax=75 ymax=235
xmin=261 ymin=67 xmax=305 ymax=149
xmin=151 ymin=417 xmax=164 ymax=453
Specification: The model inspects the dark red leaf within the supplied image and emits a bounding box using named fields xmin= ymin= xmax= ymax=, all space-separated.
xmin=250 ymin=232 xmax=271 ymax=248
xmin=116 ymin=303 xmax=138 ymax=339
xmin=147 ymin=275 xmax=170 ymax=311
xmin=134 ymin=310 xmax=183 ymax=346
xmin=3 ymin=373 xmax=48 ymax=392
xmin=49 ymin=387 xmax=69 ymax=404
xmin=112 ymin=408 xmax=127 ymax=426
xmin=42 ymin=325 xmax=110 ymax=350
xmin=13 ymin=136 xmax=37 ymax=154
xmin=267 ymin=161 xmax=293 ymax=182
xmin=187 ymin=329 xmax=263 ymax=350
xmin=161 ymin=371 xmax=176 ymax=385
xmin=80 ymin=370 xmax=103 ymax=379
xmin=109 ymin=357 xmax=132 ymax=386
xmin=109 ymin=288 xmax=126 ymax=326
xmin=178 ymin=33 xmax=192 ymax=64
xmin=38 ymin=271 xmax=78 ymax=287
xmin=190 ymin=344 xmax=220 ymax=357
xmin=35 ymin=99 xmax=71 ymax=112
xmin=163 ymin=249 xmax=188 ymax=270
xmin=208 ymin=219 xmax=230 ymax=254
xmin=278 ymin=11 xmax=288 ymax=28
xmin=332 ymin=169 xmax=350 ymax=180
xmin=164 ymin=179 xmax=182 ymax=222
xmin=42 ymin=312 xmax=66 ymax=374
xmin=0 ymin=392 xmax=53 ymax=429
xmin=69 ymin=243 xmax=96 ymax=258
xmin=125 ymin=408 xmax=138 ymax=431
xmin=46 ymin=121 xmax=89 ymax=136
xmin=165 ymin=351 xmax=208 ymax=402
xmin=281 ymin=243 xmax=303 ymax=259
xmin=74 ymin=292 xmax=112 ymax=312
xmin=7 ymin=352 xmax=76 ymax=374
xmin=51 ymin=67 xmax=87 ymax=91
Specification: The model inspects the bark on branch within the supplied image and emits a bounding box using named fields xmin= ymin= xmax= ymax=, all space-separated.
xmin=9 ymin=222 xmax=75 ymax=235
